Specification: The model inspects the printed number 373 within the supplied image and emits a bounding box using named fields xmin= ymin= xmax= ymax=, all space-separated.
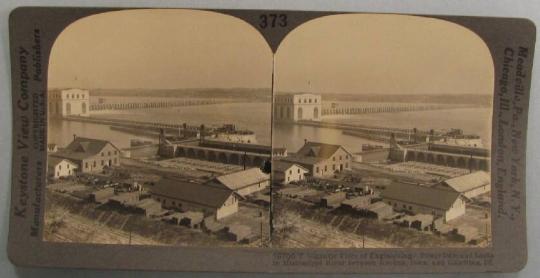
xmin=259 ymin=14 xmax=287 ymax=28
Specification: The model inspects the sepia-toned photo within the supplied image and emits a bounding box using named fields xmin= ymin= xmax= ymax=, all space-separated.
xmin=44 ymin=9 xmax=273 ymax=247
xmin=271 ymin=14 xmax=493 ymax=248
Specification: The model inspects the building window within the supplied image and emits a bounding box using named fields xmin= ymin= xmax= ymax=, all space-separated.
xmin=101 ymin=160 xmax=104 ymax=166
xmin=67 ymin=164 xmax=70 ymax=169
xmin=59 ymin=165 xmax=62 ymax=170
xmin=93 ymin=161 xmax=96 ymax=167
xmin=333 ymin=157 xmax=335 ymax=161
xmin=108 ymin=151 xmax=111 ymax=156
xmin=332 ymin=164 xmax=336 ymax=170
xmin=324 ymin=165 xmax=327 ymax=172
xmin=316 ymin=167 xmax=319 ymax=173
xmin=85 ymin=162 xmax=88 ymax=168
xmin=297 ymin=169 xmax=300 ymax=173
xmin=114 ymin=150 xmax=118 ymax=155
xmin=101 ymin=152 xmax=104 ymax=157
xmin=409 ymin=206 xmax=412 ymax=210
xmin=289 ymin=170 xmax=292 ymax=175
xmin=339 ymin=156 xmax=342 ymax=160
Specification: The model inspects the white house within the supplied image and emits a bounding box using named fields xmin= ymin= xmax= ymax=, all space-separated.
xmin=48 ymin=156 xmax=78 ymax=178
xmin=272 ymin=160 xmax=309 ymax=184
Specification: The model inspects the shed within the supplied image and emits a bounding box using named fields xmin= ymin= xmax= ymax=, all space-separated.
xmin=341 ymin=196 xmax=372 ymax=211
xmin=440 ymin=171 xmax=491 ymax=199
xmin=212 ymin=168 xmax=270 ymax=197
xmin=131 ymin=198 xmax=163 ymax=217
xmin=202 ymin=216 xmax=227 ymax=233
xmin=225 ymin=224 xmax=254 ymax=243
xmin=89 ymin=187 xmax=115 ymax=203
xmin=108 ymin=192 xmax=141 ymax=207
xmin=320 ymin=192 xmax=346 ymax=208
xmin=365 ymin=202 xmax=393 ymax=220
xmin=452 ymin=226 xmax=479 ymax=243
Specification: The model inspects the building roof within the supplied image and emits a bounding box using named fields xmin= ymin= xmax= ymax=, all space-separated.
xmin=214 ymin=168 xmax=269 ymax=191
xmin=341 ymin=196 xmax=372 ymax=209
xmin=297 ymin=142 xmax=348 ymax=159
xmin=281 ymin=142 xmax=350 ymax=166
xmin=272 ymin=160 xmax=309 ymax=173
xmin=443 ymin=171 xmax=490 ymax=193
xmin=381 ymin=182 xmax=461 ymax=211
xmin=47 ymin=156 xmax=77 ymax=167
xmin=280 ymin=155 xmax=324 ymax=166
xmin=227 ymin=224 xmax=252 ymax=239
xmin=366 ymin=202 xmax=393 ymax=215
xmin=52 ymin=137 xmax=120 ymax=161
xmin=152 ymin=178 xmax=235 ymax=209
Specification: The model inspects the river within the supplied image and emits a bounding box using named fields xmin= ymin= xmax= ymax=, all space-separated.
xmin=48 ymin=102 xmax=491 ymax=154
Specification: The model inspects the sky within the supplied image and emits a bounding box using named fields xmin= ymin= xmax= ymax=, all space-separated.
xmin=275 ymin=14 xmax=494 ymax=96
xmin=48 ymin=9 xmax=273 ymax=90
xmin=49 ymin=11 xmax=494 ymax=96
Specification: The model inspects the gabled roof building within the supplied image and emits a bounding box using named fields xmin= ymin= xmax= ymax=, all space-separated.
xmin=281 ymin=141 xmax=352 ymax=178
xmin=152 ymin=178 xmax=239 ymax=220
xmin=208 ymin=168 xmax=270 ymax=197
xmin=52 ymin=136 xmax=121 ymax=173
xmin=437 ymin=171 xmax=490 ymax=199
xmin=381 ymin=182 xmax=466 ymax=222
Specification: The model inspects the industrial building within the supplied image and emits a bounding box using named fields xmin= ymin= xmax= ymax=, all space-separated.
xmin=280 ymin=141 xmax=352 ymax=178
xmin=436 ymin=171 xmax=491 ymax=199
xmin=381 ymin=182 xmax=466 ymax=222
xmin=272 ymin=160 xmax=309 ymax=184
xmin=47 ymin=156 xmax=78 ymax=178
xmin=208 ymin=168 xmax=270 ymax=197
xmin=48 ymin=88 xmax=90 ymax=117
xmin=152 ymin=177 xmax=239 ymax=220
xmin=274 ymin=93 xmax=322 ymax=122
xmin=51 ymin=136 xmax=121 ymax=173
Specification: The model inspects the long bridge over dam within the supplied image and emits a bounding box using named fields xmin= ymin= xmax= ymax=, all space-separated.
xmin=321 ymin=104 xmax=474 ymax=116
xmin=296 ymin=121 xmax=448 ymax=143
xmin=89 ymin=99 xmax=238 ymax=112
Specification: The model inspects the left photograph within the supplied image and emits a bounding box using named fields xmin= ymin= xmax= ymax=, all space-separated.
xmin=44 ymin=9 xmax=273 ymax=247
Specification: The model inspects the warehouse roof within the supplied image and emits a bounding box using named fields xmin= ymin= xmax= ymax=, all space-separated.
xmin=381 ymin=182 xmax=461 ymax=210
xmin=214 ymin=168 xmax=269 ymax=191
xmin=53 ymin=136 xmax=120 ymax=161
xmin=152 ymin=178 xmax=235 ymax=209
xmin=341 ymin=196 xmax=372 ymax=209
xmin=296 ymin=141 xmax=350 ymax=160
xmin=443 ymin=171 xmax=490 ymax=193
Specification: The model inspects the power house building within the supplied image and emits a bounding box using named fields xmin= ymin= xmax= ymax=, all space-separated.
xmin=274 ymin=93 xmax=322 ymax=122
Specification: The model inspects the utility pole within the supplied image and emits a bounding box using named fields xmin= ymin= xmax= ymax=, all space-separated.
xmin=243 ymin=151 xmax=247 ymax=170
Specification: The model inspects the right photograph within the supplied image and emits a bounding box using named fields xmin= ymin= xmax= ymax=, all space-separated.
xmin=271 ymin=14 xmax=493 ymax=248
